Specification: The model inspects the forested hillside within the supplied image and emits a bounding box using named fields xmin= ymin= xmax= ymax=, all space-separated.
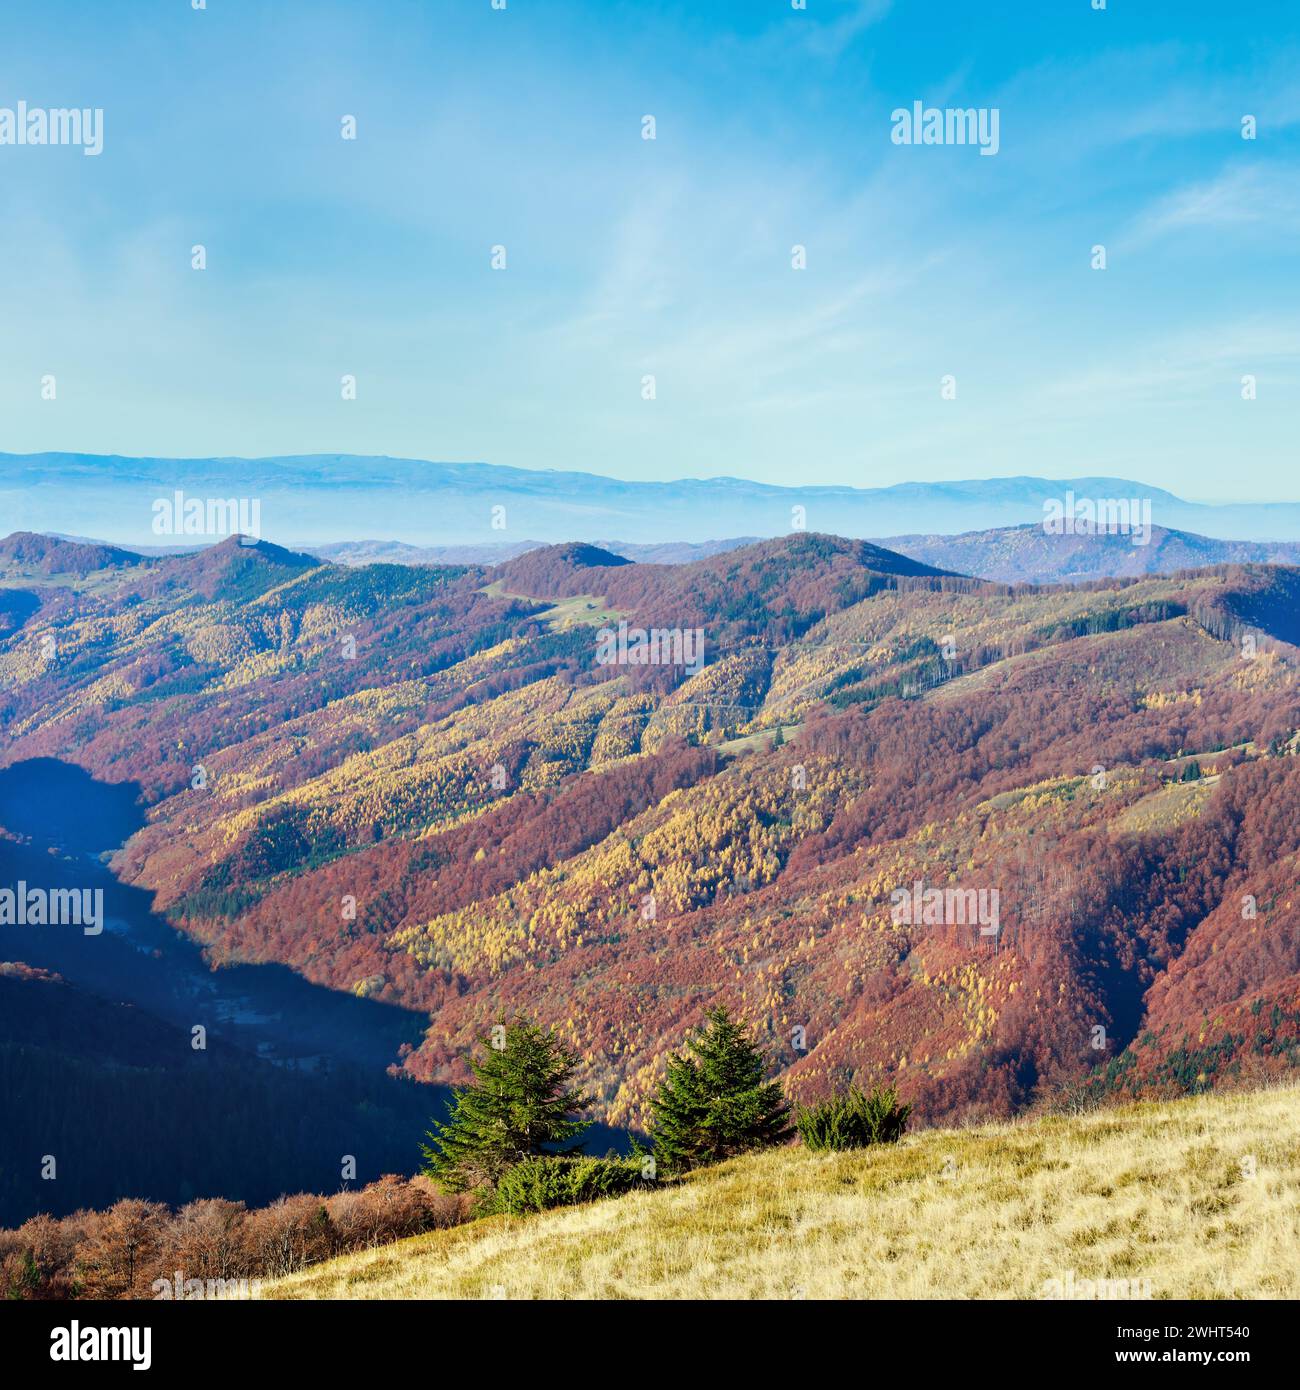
xmin=2 ymin=530 xmax=1299 ymax=1142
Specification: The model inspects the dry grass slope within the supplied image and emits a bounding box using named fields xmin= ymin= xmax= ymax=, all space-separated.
xmin=266 ymin=1082 xmax=1300 ymax=1300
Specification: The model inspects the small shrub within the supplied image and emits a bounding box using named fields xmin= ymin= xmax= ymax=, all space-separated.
xmin=795 ymin=1086 xmax=911 ymax=1152
xmin=488 ymin=1156 xmax=646 ymax=1216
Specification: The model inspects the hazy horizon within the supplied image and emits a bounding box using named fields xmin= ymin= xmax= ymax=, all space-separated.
xmin=10 ymin=449 xmax=1300 ymax=548
xmin=6 ymin=447 xmax=1300 ymax=508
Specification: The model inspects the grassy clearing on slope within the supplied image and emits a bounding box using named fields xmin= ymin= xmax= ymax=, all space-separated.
xmin=479 ymin=579 xmax=622 ymax=631
xmin=1112 ymin=777 xmax=1219 ymax=835
xmin=266 ymin=1082 xmax=1300 ymax=1300
xmin=716 ymin=724 xmax=802 ymax=757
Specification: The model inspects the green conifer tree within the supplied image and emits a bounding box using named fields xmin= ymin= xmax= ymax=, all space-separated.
xmin=650 ymin=1006 xmax=792 ymax=1173
xmin=422 ymin=1019 xmax=592 ymax=1193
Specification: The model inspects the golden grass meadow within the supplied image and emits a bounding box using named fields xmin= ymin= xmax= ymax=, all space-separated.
xmin=266 ymin=1081 xmax=1300 ymax=1301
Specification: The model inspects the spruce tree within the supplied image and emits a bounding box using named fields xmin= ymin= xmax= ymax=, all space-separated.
xmin=650 ymin=1006 xmax=792 ymax=1173
xmin=422 ymin=1019 xmax=592 ymax=1193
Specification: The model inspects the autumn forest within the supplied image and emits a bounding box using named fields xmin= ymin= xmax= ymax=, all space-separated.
xmin=2 ymin=526 xmax=1299 ymax=1295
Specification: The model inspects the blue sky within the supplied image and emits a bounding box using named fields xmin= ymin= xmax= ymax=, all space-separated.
xmin=1 ymin=0 xmax=1298 ymax=500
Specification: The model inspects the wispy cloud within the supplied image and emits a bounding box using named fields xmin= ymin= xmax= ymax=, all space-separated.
xmin=1040 ymin=319 xmax=1300 ymax=406
xmin=1129 ymin=163 xmax=1300 ymax=246
xmin=802 ymin=0 xmax=894 ymax=61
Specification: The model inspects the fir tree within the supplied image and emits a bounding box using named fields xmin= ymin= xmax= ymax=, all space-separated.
xmin=650 ymin=1006 xmax=792 ymax=1173
xmin=421 ymin=1019 xmax=592 ymax=1193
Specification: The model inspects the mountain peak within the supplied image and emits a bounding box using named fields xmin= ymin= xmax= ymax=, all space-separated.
xmin=715 ymin=531 xmax=960 ymax=579
xmin=494 ymin=542 xmax=632 ymax=597
xmin=132 ymin=534 xmax=321 ymax=601
xmin=538 ymin=542 xmax=632 ymax=569
xmin=205 ymin=534 xmax=320 ymax=567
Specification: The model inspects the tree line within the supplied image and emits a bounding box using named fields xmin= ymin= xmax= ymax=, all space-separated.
xmin=422 ymin=1009 xmax=909 ymax=1215
xmin=3 ymin=1008 xmax=909 ymax=1297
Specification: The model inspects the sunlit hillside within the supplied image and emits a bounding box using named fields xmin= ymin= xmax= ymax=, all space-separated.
xmin=266 ymin=1081 xmax=1300 ymax=1301
xmin=4 ymin=532 xmax=1300 ymax=1135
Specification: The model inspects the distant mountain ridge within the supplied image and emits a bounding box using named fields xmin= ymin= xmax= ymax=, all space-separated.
xmin=309 ymin=525 xmax=1300 ymax=584
xmin=878 ymin=523 xmax=1300 ymax=585
xmin=13 ymin=519 xmax=1300 ymax=590
xmin=6 ymin=451 xmax=1300 ymax=545
xmin=310 ymin=537 xmax=760 ymax=567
